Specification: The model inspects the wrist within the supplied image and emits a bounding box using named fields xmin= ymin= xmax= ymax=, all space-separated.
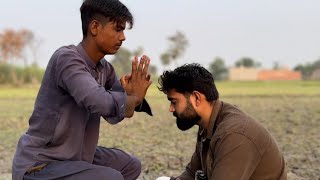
xmin=133 ymin=95 xmax=142 ymax=106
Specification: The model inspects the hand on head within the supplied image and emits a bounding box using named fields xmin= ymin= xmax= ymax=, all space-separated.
xmin=120 ymin=55 xmax=152 ymax=104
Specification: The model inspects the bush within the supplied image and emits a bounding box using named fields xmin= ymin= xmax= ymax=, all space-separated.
xmin=0 ymin=64 xmax=44 ymax=85
xmin=0 ymin=64 xmax=14 ymax=84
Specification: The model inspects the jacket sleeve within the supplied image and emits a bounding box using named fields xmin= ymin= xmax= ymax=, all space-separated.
xmin=177 ymin=152 xmax=200 ymax=180
xmin=56 ymin=50 xmax=126 ymax=122
xmin=101 ymin=75 xmax=126 ymax=124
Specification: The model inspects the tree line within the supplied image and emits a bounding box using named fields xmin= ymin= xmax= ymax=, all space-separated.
xmin=158 ymin=31 xmax=320 ymax=80
xmin=1 ymin=28 xmax=319 ymax=85
xmin=0 ymin=29 xmax=43 ymax=85
xmin=209 ymin=56 xmax=320 ymax=80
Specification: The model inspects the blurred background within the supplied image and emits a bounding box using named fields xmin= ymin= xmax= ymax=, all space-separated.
xmin=0 ymin=0 xmax=319 ymax=179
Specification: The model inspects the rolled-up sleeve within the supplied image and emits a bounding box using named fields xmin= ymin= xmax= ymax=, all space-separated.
xmin=55 ymin=50 xmax=126 ymax=122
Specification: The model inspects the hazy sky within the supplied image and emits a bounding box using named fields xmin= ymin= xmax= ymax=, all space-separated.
xmin=1 ymin=0 xmax=320 ymax=70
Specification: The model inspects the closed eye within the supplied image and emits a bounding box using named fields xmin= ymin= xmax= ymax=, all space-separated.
xmin=116 ymin=28 xmax=123 ymax=32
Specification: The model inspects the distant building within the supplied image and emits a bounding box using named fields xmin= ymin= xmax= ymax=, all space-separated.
xmin=258 ymin=68 xmax=301 ymax=80
xmin=229 ymin=67 xmax=259 ymax=81
xmin=229 ymin=67 xmax=301 ymax=81
xmin=310 ymin=69 xmax=320 ymax=80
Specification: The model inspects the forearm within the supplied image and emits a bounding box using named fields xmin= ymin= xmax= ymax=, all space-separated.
xmin=120 ymin=56 xmax=152 ymax=118
xmin=125 ymin=95 xmax=140 ymax=117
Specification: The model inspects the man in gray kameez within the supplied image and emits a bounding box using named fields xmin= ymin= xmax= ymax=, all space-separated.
xmin=12 ymin=0 xmax=152 ymax=179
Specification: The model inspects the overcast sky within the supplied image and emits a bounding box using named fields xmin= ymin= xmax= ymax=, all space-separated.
xmin=1 ymin=0 xmax=320 ymax=70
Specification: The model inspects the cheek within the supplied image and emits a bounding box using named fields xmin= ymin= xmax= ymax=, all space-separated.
xmin=173 ymin=105 xmax=182 ymax=113
xmin=175 ymin=105 xmax=186 ymax=116
xmin=101 ymin=31 xmax=113 ymax=41
xmin=102 ymin=34 xmax=112 ymax=43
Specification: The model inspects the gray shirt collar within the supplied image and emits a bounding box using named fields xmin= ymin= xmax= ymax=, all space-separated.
xmin=76 ymin=43 xmax=105 ymax=71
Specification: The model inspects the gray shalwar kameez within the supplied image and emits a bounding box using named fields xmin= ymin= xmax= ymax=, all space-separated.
xmin=12 ymin=44 xmax=141 ymax=180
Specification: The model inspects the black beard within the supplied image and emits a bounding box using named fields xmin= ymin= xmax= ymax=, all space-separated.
xmin=174 ymin=102 xmax=201 ymax=131
xmin=176 ymin=115 xmax=201 ymax=131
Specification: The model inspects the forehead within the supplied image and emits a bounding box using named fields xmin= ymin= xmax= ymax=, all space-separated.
xmin=103 ymin=20 xmax=126 ymax=29
xmin=167 ymin=89 xmax=185 ymax=100
xmin=110 ymin=20 xmax=126 ymax=28
xmin=115 ymin=21 xmax=126 ymax=28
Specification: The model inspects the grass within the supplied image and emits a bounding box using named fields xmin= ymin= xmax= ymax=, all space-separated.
xmin=215 ymin=80 xmax=320 ymax=96
xmin=0 ymin=81 xmax=319 ymax=179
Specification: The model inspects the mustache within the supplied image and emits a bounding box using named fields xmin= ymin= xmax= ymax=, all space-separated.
xmin=173 ymin=112 xmax=177 ymax=117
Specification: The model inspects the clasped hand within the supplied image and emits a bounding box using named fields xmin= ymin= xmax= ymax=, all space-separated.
xmin=120 ymin=55 xmax=152 ymax=105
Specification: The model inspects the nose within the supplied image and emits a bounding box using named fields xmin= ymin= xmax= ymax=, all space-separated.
xmin=120 ymin=31 xmax=126 ymax=41
xmin=169 ymin=105 xmax=175 ymax=112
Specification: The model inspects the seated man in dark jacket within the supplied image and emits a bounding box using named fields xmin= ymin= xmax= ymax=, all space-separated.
xmin=158 ymin=63 xmax=287 ymax=180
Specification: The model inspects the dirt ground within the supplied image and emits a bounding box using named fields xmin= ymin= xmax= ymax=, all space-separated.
xmin=101 ymin=95 xmax=320 ymax=179
xmin=0 ymin=85 xmax=319 ymax=179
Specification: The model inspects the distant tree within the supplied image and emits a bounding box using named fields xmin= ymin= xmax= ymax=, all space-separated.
xmin=110 ymin=47 xmax=157 ymax=77
xmin=110 ymin=48 xmax=132 ymax=77
xmin=272 ymin=61 xmax=280 ymax=70
xmin=132 ymin=46 xmax=143 ymax=57
xmin=19 ymin=29 xmax=42 ymax=66
xmin=313 ymin=59 xmax=320 ymax=69
xmin=235 ymin=57 xmax=261 ymax=68
xmin=0 ymin=29 xmax=36 ymax=65
xmin=209 ymin=57 xmax=228 ymax=81
xmin=0 ymin=29 xmax=40 ymax=85
xmin=148 ymin=65 xmax=157 ymax=75
xmin=0 ymin=29 xmax=24 ymax=63
xmin=24 ymin=31 xmax=43 ymax=66
xmin=294 ymin=63 xmax=313 ymax=80
xmin=294 ymin=58 xmax=320 ymax=79
xmin=160 ymin=31 xmax=188 ymax=67
xmin=160 ymin=53 xmax=171 ymax=66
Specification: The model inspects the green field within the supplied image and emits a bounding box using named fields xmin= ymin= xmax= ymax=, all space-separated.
xmin=0 ymin=81 xmax=319 ymax=179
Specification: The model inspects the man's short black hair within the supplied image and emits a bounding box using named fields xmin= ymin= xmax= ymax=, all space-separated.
xmin=158 ymin=63 xmax=219 ymax=102
xmin=80 ymin=0 xmax=134 ymax=37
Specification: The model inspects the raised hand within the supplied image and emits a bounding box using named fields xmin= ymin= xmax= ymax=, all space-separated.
xmin=120 ymin=55 xmax=152 ymax=105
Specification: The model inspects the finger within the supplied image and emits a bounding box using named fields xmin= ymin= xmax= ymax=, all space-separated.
xmin=131 ymin=56 xmax=138 ymax=74
xmin=147 ymin=80 xmax=152 ymax=88
xmin=120 ymin=76 xmax=126 ymax=86
xmin=142 ymin=56 xmax=150 ymax=75
xmin=137 ymin=55 xmax=145 ymax=73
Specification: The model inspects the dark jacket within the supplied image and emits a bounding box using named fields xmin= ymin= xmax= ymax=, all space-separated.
xmin=178 ymin=100 xmax=287 ymax=180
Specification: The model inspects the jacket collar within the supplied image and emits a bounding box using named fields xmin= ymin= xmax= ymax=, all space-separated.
xmin=199 ymin=99 xmax=222 ymax=139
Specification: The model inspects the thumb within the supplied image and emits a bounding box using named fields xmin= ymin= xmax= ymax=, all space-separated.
xmin=120 ymin=76 xmax=127 ymax=86
xmin=147 ymin=80 xmax=153 ymax=88
xmin=125 ymin=74 xmax=132 ymax=80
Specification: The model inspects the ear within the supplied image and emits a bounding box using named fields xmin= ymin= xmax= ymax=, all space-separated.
xmin=89 ymin=20 xmax=100 ymax=36
xmin=192 ymin=91 xmax=202 ymax=106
